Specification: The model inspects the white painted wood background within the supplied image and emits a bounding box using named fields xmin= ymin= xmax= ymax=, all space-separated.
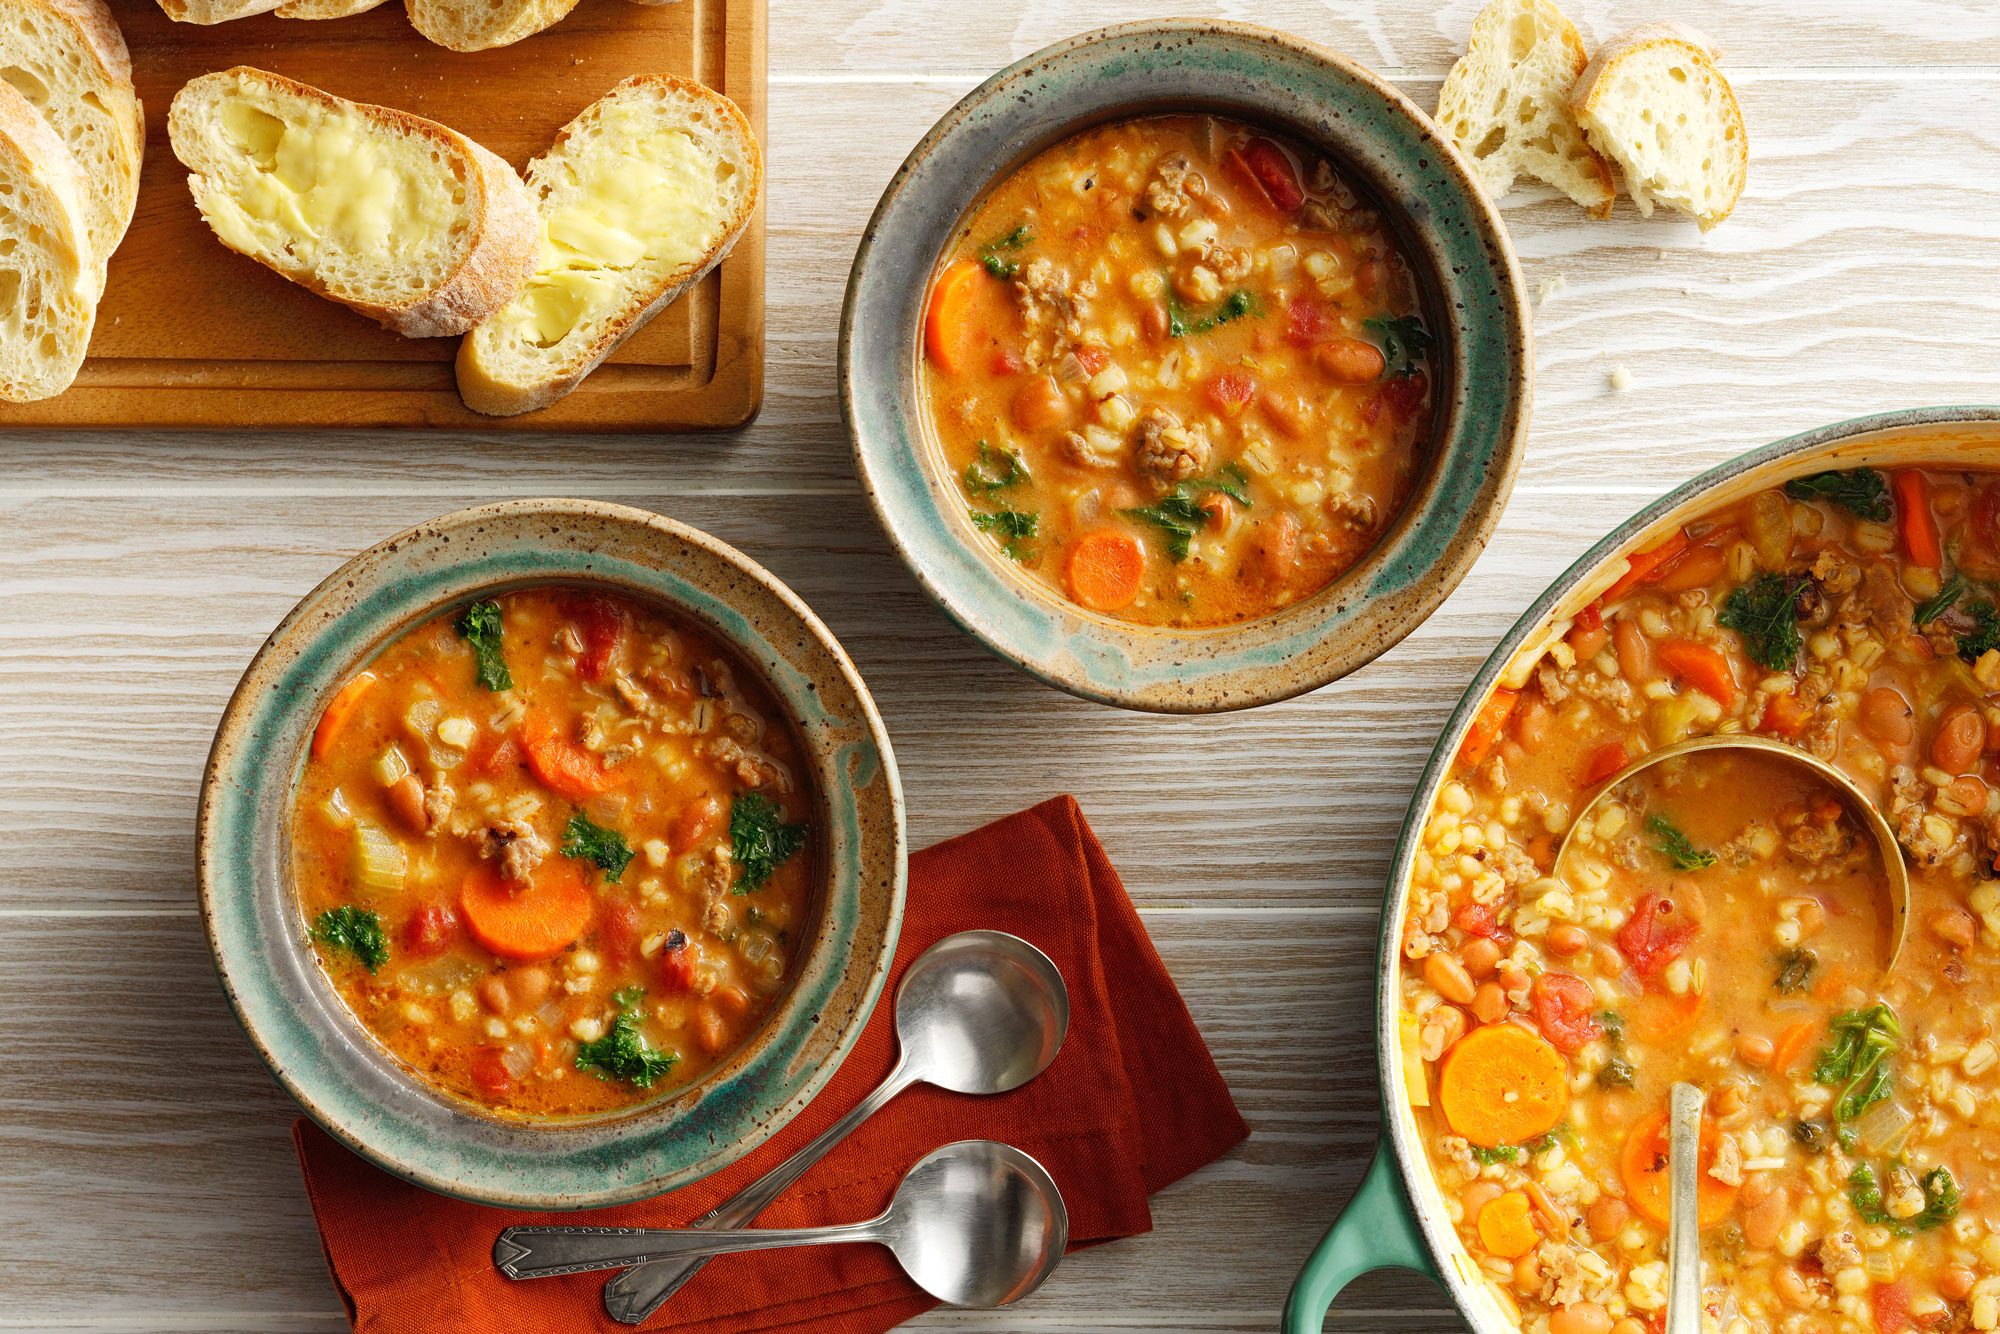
xmin=4 ymin=2 xmax=1998 ymax=1330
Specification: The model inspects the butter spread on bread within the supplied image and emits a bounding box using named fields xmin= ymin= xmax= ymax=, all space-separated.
xmin=0 ymin=0 xmax=144 ymax=266
xmin=458 ymin=75 xmax=761 ymax=416
xmin=0 ymin=80 xmax=97 ymax=401
xmin=168 ymin=68 xmax=536 ymax=338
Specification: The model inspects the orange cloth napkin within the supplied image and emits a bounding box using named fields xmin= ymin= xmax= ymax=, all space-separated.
xmin=293 ymin=795 xmax=1250 ymax=1332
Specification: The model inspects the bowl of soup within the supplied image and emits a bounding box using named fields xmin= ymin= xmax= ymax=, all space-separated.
xmin=197 ymin=500 xmax=905 ymax=1208
xmin=1285 ymin=407 xmax=2000 ymax=1333
xmin=843 ymin=20 xmax=1530 ymax=711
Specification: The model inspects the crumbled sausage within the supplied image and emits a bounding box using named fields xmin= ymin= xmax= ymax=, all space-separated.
xmin=1143 ymin=154 xmax=1195 ymax=218
xmin=1132 ymin=405 xmax=1211 ymax=488
xmin=478 ymin=820 xmax=548 ymax=884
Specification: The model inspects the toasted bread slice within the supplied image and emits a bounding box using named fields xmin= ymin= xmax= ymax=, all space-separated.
xmin=404 ymin=0 xmax=579 ymax=52
xmin=0 ymin=0 xmax=144 ymax=264
xmin=275 ymin=0 xmax=388 ymax=18
xmin=156 ymin=0 xmax=285 ymax=21
xmin=458 ymin=76 xmax=761 ymax=416
xmin=168 ymin=68 xmax=538 ymax=338
xmin=0 ymin=81 xmax=97 ymax=401
xmin=1570 ymin=23 xmax=1748 ymax=230
xmin=1435 ymin=0 xmax=1614 ymax=216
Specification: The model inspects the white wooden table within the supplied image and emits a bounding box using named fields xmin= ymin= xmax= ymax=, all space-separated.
xmin=5 ymin=3 xmax=1998 ymax=1330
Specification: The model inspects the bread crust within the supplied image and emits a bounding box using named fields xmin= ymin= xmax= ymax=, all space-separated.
xmin=4 ymin=0 xmax=144 ymax=260
xmin=455 ymin=75 xmax=763 ymax=416
xmin=1570 ymin=23 xmax=1747 ymax=229
xmin=404 ymin=0 xmax=581 ymax=52
xmin=156 ymin=0 xmax=288 ymax=21
xmin=168 ymin=67 xmax=538 ymax=339
xmin=274 ymin=0 xmax=389 ymax=19
xmin=0 ymin=81 xmax=97 ymax=400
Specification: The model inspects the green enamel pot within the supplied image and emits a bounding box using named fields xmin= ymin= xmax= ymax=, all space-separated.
xmin=843 ymin=19 xmax=1531 ymax=713
xmin=1287 ymin=407 xmax=2000 ymax=1331
xmin=197 ymin=500 xmax=906 ymax=1209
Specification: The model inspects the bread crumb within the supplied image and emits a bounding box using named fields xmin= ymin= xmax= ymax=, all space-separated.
xmin=1536 ymin=273 xmax=1567 ymax=307
xmin=1608 ymin=365 xmax=1634 ymax=392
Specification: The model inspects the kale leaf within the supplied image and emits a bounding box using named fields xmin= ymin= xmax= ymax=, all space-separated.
xmin=1168 ymin=289 xmax=1258 ymax=338
xmin=1816 ymin=1002 xmax=1900 ymax=1123
xmin=1122 ymin=463 xmax=1251 ymax=561
xmin=731 ymin=792 xmax=807 ymax=893
xmin=970 ymin=508 xmax=1039 ymax=560
xmin=455 ymin=599 xmax=513 ymax=692
xmin=1783 ymin=469 xmax=1892 ymax=521
xmin=979 ymin=224 xmax=1031 ymax=279
xmin=1958 ymin=601 xmax=2000 ymax=663
xmin=1914 ymin=572 xmax=1967 ymax=628
xmin=963 ymin=440 xmax=1029 ymax=494
xmin=312 ymin=905 xmax=389 ymax=973
xmin=1647 ymin=814 xmax=1717 ymax=871
xmin=1775 ymin=948 xmax=1818 ymax=994
xmin=1362 ymin=313 xmax=1433 ymax=378
xmin=561 ymin=810 xmax=634 ymax=882
xmin=1719 ymin=572 xmax=1812 ymax=671
xmin=575 ymin=1001 xmax=678 ymax=1089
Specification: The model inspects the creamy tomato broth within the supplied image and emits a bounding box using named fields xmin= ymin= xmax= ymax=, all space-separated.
xmin=920 ymin=113 xmax=1436 ymax=627
xmin=1402 ymin=466 xmax=2000 ymax=1334
xmin=291 ymin=587 xmax=815 ymax=1117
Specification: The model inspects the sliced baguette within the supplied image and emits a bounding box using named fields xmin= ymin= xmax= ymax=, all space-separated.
xmin=1435 ymin=0 xmax=1613 ymax=217
xmin=0 ymin=80 xmax=97 ymax=401
xmin=458 ymin=75 xmax=761 ymax=416
xmin=1570 ymin=23 xmax=1747 ymax=231
xmin=156 ymin=0 xmax=286 ymax=21
xmin=167 ymin=68 xmax=538 ymax=338
xmin=0 ymin=0 xmax=144 ymax=264
xmin=404 ymin=0 xmax=579 ymax=52
xmin=275 ymin=0 xmax=389 ymax=18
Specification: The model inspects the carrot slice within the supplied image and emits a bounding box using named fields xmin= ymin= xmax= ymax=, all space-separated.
xmin=1657 ymin=638 xmax=1739 ymax=707
xmin=1437 ymin=1023 xmax=1569 ymax=1147
xmin=520 ymin=712 xmax=618 ymax=801
xmin=310 ymin=670 xmax=377 ymax=760
xmin=1761 ymin=689 xmax=1814 ymax=738
xmin=1457 ymin=688 xmax=1520 ymax=767
xmin=1630 ymin=988 xmax=1706 ymax=1043
xmin=1601 ymin=530 xmax=1691 ymax=604
xmin=1771 ymin=1019 xmax=1820 ymax=1074
xmin=1894 ymin=470 xmax=1941 ymax=568
xmin=459 ymin=860 xmax=594 ymax=961
xmin=1066 ymin=530 xmax=1145 ymax=612
xmin=923 ymin=258 xmax=985 ymax=374
xmin=1476 ymin=1191 xmax=1541 ymax=1259
xmin=1620 ymin=1106 xmax=1739 ymax=1229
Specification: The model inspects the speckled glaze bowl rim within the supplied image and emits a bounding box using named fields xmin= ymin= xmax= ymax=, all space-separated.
xmin=195 ymin=499 xmax=907 ymax=1210
xmin=1361 ymin=407 xmax=2000 ymax=1330
xmin=841 ymin=18 xmax=1532 ymax=713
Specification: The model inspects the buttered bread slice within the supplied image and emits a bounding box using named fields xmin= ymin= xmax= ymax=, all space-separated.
xmin=168 ymin=68 xmax=537 ymax=338
xmin=0 ymin=81 xmax=98 ymax=401
xmin=0 ymin=0 xmax=144 ymax=266
xmin=458 ymin=76 xmax=762 ymax=416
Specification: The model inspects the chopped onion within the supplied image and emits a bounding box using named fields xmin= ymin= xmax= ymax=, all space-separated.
xmin=1854 ymin=1099 xmax=1914 ymax=1156
xmin=501 ymin=1043 xmax=534 ymax=1078
xmin=403 ymin=957 xmax=480 ymax=995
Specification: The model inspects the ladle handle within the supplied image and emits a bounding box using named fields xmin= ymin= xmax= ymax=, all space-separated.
xmin=601 ymin=1056 xmax=925 ymax=1323
xmin=496 ymin=1218 xmax=882 ymax=1280
xmin=1666 ymin=1082 xmax=1705 ymax=1334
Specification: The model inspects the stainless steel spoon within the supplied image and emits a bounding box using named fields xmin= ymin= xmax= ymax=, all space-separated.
xmin=1666 ymin=1082 xmax=1704 ymax=1334
xmin=1554 ymin=734 xmax=1911 ymax=973
xmin=494 ymin=1139 xmax=1070 ymax=1309
xmin=599 ymin=928 xmax=1070 ymax=1323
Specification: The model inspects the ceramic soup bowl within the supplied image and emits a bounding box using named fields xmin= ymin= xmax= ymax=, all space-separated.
xmin=843 ymin=19 xmax=1531 ymax=712
xmin=197 ymin=499 xmax=905 ymax=1209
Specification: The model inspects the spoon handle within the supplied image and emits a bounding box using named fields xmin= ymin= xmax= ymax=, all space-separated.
xmin=496 ymin=1218 xmax=882 ymax=1280
xmin=600 ymin=1056 xmax=924 ymax=1324
xmin=1666 ymin=1082 xmax=1705 ymax=1334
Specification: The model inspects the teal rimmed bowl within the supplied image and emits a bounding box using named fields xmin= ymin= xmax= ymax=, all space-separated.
xmin=196 ymin=500 xmax=906 ymax=1209
xmin=842 ymin=20 xmax=1531 ymax=712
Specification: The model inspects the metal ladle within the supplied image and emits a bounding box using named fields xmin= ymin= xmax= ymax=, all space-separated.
xmin=494 ymin=1139 xmax=1069 ymax=1308
xmin=1553 ymin=734 xmax=1910 ymax=973
xmin=600 ymin=929 xmax=1070 ymax=1323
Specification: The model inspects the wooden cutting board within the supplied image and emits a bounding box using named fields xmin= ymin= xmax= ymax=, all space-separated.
xmin=0 ymin=0 xmax=765 ymax=430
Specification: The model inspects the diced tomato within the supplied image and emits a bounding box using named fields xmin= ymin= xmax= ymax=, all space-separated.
xmin=598 ymin=898 xmax=641 ymax=965
xmin=989 ymin=347 xmax=1027 ymax=376
xmin=1871 ymin=1280 xmax=1913 ymax=1334
xmin=1074 ymin=345 xmax=1110 ymax=376
xmin=1530 ymin=972 xmax=1603 ymax=1053
xmin=478 ymin=735 xmax=521 ymax=777
xmin=1574 ymin=603 xmax=1604 ymax=634
xmin=1230 ymin=138 xmax=1306 ymax=213
xmin=469 ymin=1047 xmax=514 ymax=1101
xmin=400 ymin=902 xmax=460 ymax=959
xmin=557 ymin=592 xmax=629 ymax=683
xmin=1582 ymin=741 xmax=1630 ymax=786
xmin=1377 ymin=371 xmax=1428 ymax=425
xmin=1453 ymin=902 xmax=1499 ymax=938
xmin=672 ymin=794 xmax=723 ymax=854
xmin=658 ymin=934 xmax=700 ymax=993
xmin=1762 ymin=689 xmax=1815 ymax=739
xmin=1285 ymin=295 xmax=1333 ymax=347
xmin=1205 ymin=369 xmax=1256 ymax=412
xmin=1617 ymin=891 xmax=1698 ymax=981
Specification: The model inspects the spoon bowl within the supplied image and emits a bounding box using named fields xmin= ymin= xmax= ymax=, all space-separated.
xmin=495 ymin=1139 xmax=1070 ymax=1308
xmin=1553 ymin=734 xmax=1910 ymax=974
xmin=895 ymin=929 xmax=1070 ymax=1095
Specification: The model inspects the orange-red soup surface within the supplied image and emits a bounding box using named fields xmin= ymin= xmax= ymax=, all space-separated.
xmin=921 ymin=113 xmax=1435 ymax=628
xmin=291 ymin=587 xmax=815 ymax=1117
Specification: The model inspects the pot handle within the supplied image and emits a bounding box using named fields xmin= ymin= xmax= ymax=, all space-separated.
xmin=1282 ymin=1137 xmax=1437 ymax=1334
